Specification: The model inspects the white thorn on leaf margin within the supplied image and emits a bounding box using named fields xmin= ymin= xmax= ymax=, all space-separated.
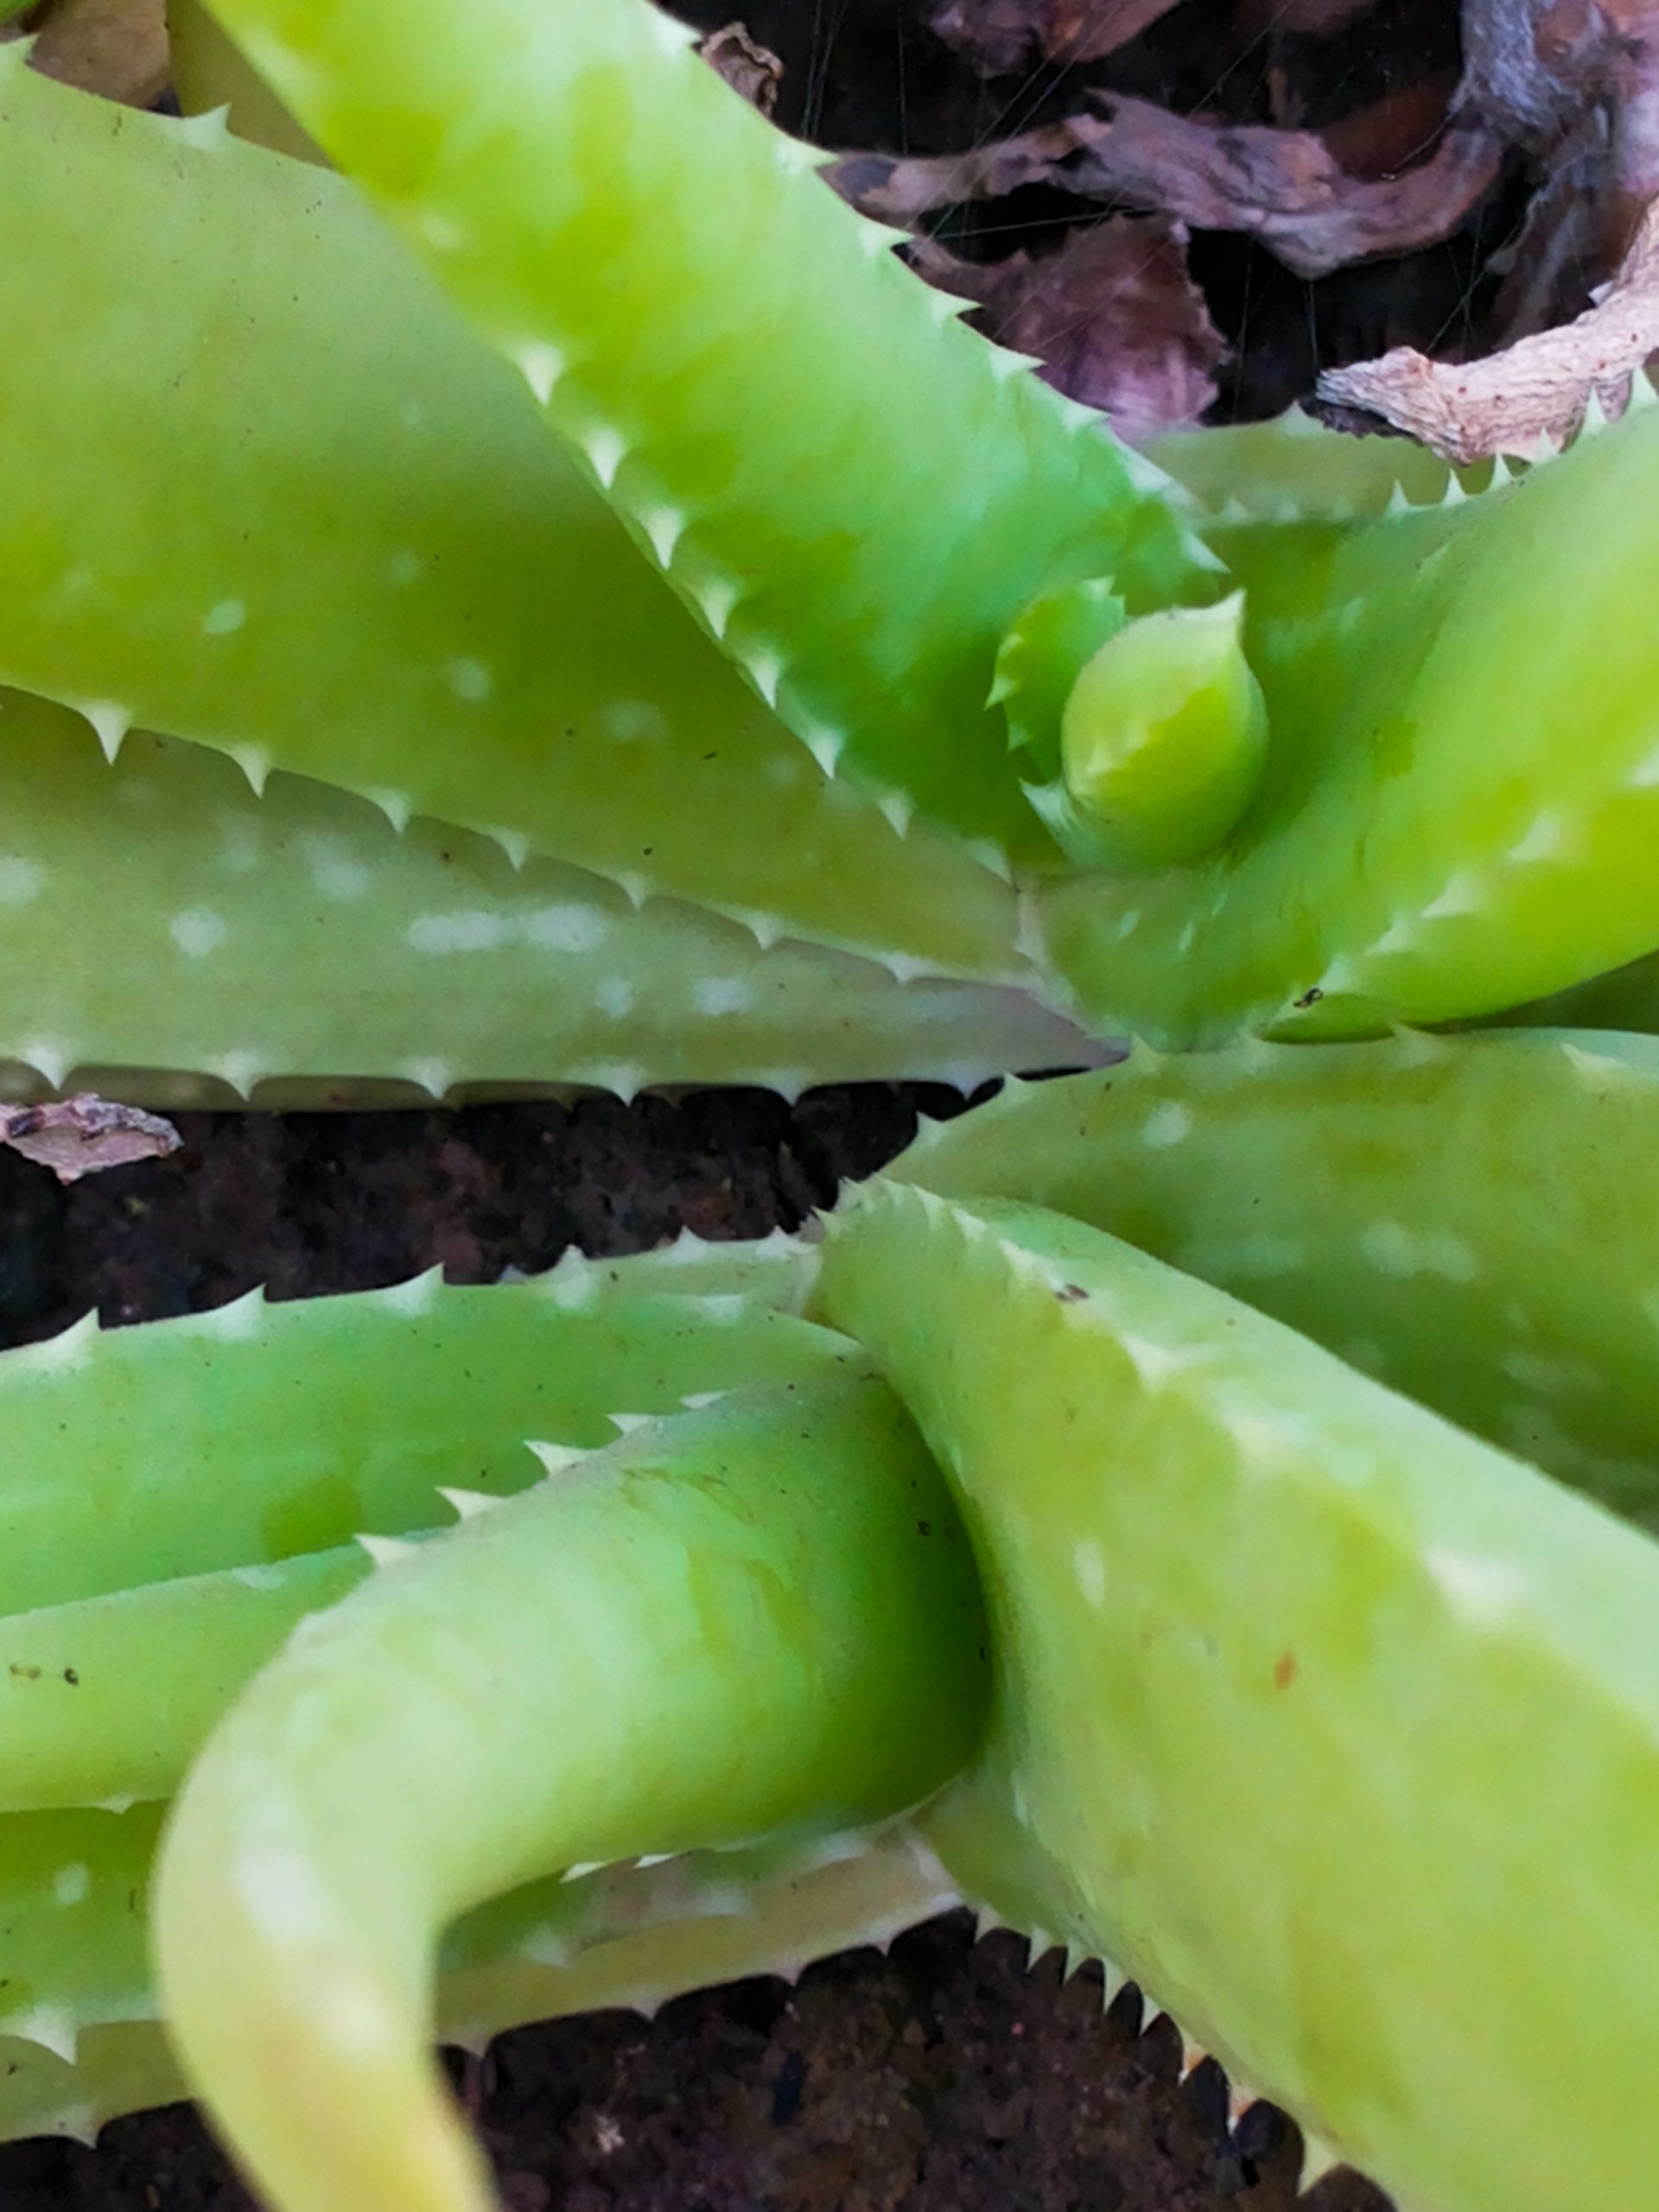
xmin=510 ymin=338 xmax=567 ymax=405
xmin=364 ymin=786 xmax=414 ymax=836
xmin=437 ymin=1485 xmax=502 ymax=1521
xmin=228 ymin=743 xmax=271 ymax=798
xmin=529 ymin=1440 xmax=588 ymax=1477
xmin=0 ymin=2005 xmax=78 ymax=2064
xmin=174 ymin=103 xmax=232 ymax=150
xmin=80 ymin=701 xmax=131 ymax=765
xmin=354 ymin=1531 xmax=422 ymax=1569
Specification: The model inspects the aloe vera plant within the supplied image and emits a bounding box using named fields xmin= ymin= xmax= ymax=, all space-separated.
xmin=8 ymin=3 xmax=1659 ymax=2209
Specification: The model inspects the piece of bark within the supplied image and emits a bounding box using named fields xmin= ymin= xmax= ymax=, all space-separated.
xmin=1315 ymin=195 xmax=1659 ymax=461
xmin=0 ymin=1095 xmax=181 ymax=1184
xmin=833 ymin=93 xmax=1504 ymax=280
xmin=909 ymin=214 xmax=1225 ymax=439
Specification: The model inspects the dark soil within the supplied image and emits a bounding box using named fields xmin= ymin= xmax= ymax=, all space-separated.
xmin=0 ymin=1087 xmax=1395 ymax=2212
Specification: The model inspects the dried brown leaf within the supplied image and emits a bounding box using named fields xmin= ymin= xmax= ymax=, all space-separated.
xmin=1463 ymin=0 xmax=1659 ymax=296
xmin=929 ymin=0 xmax=1181 ymax=75
xmin=832 ymin=93 xmax=1503 ymax=279
xmin=909 ymin=215 xmax=1225 ymax=440
xmin=1465 ymin=0 xmax=1659 ymax=146
xmin=0 ymin=1094 xmax=181 ymax=1183
xmin=697 ymin=20 xmax=783 ymax=118
xmin=1238 ymin=0 xmax=1377 ymax=31
xmin=1041 ymin=0 xmax=1182 ymax=61
xmin=1315 ymin=197 xmax=1659 ymax=461
xmin=925 ymin=0 xmax=1044 ymax=74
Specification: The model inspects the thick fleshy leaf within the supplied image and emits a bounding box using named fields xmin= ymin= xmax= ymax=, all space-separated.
xmin=0 ymin=691 xmax=1095 ymax=1105
xmin=155 ymin=1384 xmax=986 ymax=2212
xmin=820 ymin=1184 xmax=1659 ymax=2212
xmin=200 ymin=0 xmax=1217 ymax=850
xmin=0 ymin=56 xmax=1020 ymax=976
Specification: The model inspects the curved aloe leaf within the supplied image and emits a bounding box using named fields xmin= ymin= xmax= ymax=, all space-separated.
xmin=0 ymin=690 xmax=1093 ymax=1105
xmin=0 ymin=1253 xmax=838 ymax=1618
xmin=819 ymin=1184 xmax=1659 ymax=2212
xmin=892 ymin=1029 xmax=1659 ymax=1510
xmin=154 ymin=1382 xmax=986 ymax=2212
xmin=0 ymin=1805 xmax=957 ymax=2145
xmin=198 ymin=0 xmax=1219 ymax=854
xmin=0 ymin=55 xmax=1020 ymax=977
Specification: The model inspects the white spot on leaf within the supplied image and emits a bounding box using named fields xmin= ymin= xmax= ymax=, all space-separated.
xmin=53 ymin=1863 xmax=90 ymax=1907
xmin=523 ymin=905 xmax=611 ymax=954
xmin=693 ymin=976 xmax=750 ymax=1016
xmin=170 ymin=907 xmax=227 ymax=959
xmin=0 ymin=857 xmax=44 ymax=906
xmin=299 ymin=835 xmax=372 ymax=902
xmin=407 ymin=910 xmax=507 ymax=956
xmin=1141 ymin=1102 xmax=1192 ymax=1148
xmin=1359 ymin=1220 xmax=1479 ymax=1281
xmin=1073 ymin=1540 xmax=1107 ymax=1610
xmin=604 ymin=699 xmax=667 ymax=744
xmin=234 ymin=1837 xmax=336 ymax=1942
xmin=1426 ymin=1548 xmax=1529 ymax=1623
xmin=217 ymin=816 xmax=261 ymax=875
xmin=411 ymin=207 xmax=466 ymax=253
xmin=447 ymin=658 xmax=493 ymax=702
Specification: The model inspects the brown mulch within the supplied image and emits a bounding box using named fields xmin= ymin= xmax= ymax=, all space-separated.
xmin=760 ymin=0 xmax=1655 ymax=445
